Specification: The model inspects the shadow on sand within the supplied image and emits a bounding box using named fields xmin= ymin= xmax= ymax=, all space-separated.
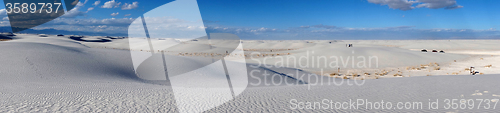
xmin=0 ymin=34 xmax=14 ymax=41
xmin=69 ymin=36 xmax=112 ymax=42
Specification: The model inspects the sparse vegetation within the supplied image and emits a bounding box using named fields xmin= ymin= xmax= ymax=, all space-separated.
xmin=377 ymin=71 xmax=389 ymax=76
xmin=434 ymin=67 xmax=440 ymax=70
xmin=485 ymin=64 xmax=492 ymax=68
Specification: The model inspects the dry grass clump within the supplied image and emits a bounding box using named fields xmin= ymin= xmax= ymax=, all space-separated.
xmin=377 ymin=71 xmax=389 ymax=76
xmin=426 ymin=74 xmax=431 ymax=76
xmin=433 ymin=67 xmax=440 ymax=70
xmin=464 ymin=68 xmax=470 ymax=71
xmin=343 ymin=76 xmax=349 ymax=79
xmin=479 ymin=73 xmax=484 ymax=75
xmin=485 ymin=64 xmax=492 ymax=68
xmin=480 ymin=58 xmax=484 ymax=60
xmin=393 ymin=73 xmax=402 ymax=77
xmin=452 ymin=72 xmax=459 ymax=75
xmin=329 ymin=73 xmax=339 ymax=77
xmin=347 ymin=73 xmax=360 ymax=78
xmin=407 ymin=66 xmax=422 ymax=70
xmin=420 ymin=64 xmax=428 ymax=69
xmin=364 ymin=72 xmax=370 ymax=76
xmin=358 ymin=78 xmax=364 ymax=80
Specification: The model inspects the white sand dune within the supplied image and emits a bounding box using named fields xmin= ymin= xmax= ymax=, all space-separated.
xmin=0 ymin=34 xmax=499 ymax=112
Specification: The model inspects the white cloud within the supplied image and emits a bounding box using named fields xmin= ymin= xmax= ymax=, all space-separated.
xmin=101 ymin=0 xmax=121 ymax=8
xmin=444 ymin=5 xmax=463 ymax=10
xmin=127 ymin=16 xmax=207 ymax=38
xmin=206 ymin=26 xmax=279 ymax=34
xmin=62 ymin=1 xmax=86 ymax=18
xmin=299 ymin=24 xmax=337 ymax=29
xmin=71 ymin=0 xmax=79 ymax=5
xmin=4 ymin=17 xmax=136 ymax=35
xmin=87 ymin=7 xmax=94 ymax=12
xmin=416 ymin=0 xmax=462 ymax=9
xmin=250 ymin=27 xmax=276 ymax=33
xmin=368 ymin=0 xmax=415 ymax=11
xmin=48 ymin=18 xmax=134 ymax=26
xmin=93 ymin=1 xmax=101 ymax=6
xmin=368 ymin=0 xmax=463 ymax=11
xmin=110 ymin=12 xmax=119 ymax=16
xmin=121 ymin=2 xmax=139 ymax=10
xmin=0 ymin=9 xmax=7 ymax=16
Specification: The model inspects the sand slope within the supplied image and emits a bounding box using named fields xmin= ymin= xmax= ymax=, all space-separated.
xmin=207 ymin=75 xmax=500 ymax=112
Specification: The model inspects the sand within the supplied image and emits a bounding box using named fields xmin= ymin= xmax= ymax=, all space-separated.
xmin=0 ymin=34 xmax=499 ymax=112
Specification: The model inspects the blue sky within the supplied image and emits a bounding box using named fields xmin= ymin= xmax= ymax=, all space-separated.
xmin=199 ymin=0 xmax=499 ymax=30
xmin=1 ymin=0 xmax=500 ymax=40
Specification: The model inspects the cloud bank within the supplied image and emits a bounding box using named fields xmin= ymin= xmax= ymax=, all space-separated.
xmin=368 ymin=0 xmax=463 ymax=11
